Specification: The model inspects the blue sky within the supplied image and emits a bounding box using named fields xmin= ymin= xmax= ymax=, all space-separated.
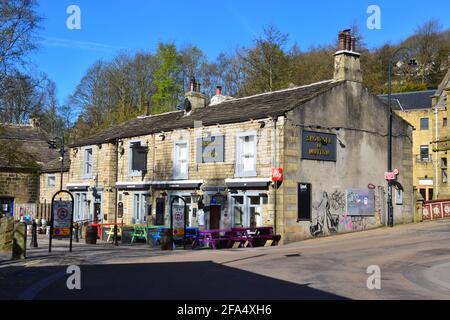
xmin=32 ymin=0 xmax=450 ymax=105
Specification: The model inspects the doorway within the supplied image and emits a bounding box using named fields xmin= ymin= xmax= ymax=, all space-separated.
xmin=0 ymin=197 xmax=14 ymax=218
xmin=210 ymin=205 xmax=221 ymax=230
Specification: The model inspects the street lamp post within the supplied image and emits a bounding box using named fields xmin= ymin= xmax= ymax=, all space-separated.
xmin=387 ymin=47 xmax=417 ymax=227
xmin=47 ymin=136 xmax=66 ymax=191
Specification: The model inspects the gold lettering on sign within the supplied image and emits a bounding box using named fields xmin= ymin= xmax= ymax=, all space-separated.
xmin=304 ymin=132 xmax=334 ymax=158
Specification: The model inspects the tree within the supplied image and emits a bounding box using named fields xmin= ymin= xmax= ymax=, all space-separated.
xmin=0 ymin=0 xmax=42 ymax=79
xmin=241 ymin=25 xmax=290 ymax=95
xmin=151 ymin=42 xmax=181 ymax=114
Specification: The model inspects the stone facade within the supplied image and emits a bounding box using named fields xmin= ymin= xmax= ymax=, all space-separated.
xmin=39 ymin=172 xmax=70 ymax=204
xmin=67 ymin=82 xmax=413 ymax=243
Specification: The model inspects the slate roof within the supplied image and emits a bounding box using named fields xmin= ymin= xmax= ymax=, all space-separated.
xmin=378 ymin=90 xmax=436 ymax=110
xmin=0 ymin=124 xmax=59 ymax=170
xmin=71 ymin=80 xmax=342 ymax=147
xmin=40 ymin=153 xmax=71 ymax=173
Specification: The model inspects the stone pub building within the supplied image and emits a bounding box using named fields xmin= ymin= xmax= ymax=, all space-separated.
xmin=60 ymin=30 xmax=413 ymax=243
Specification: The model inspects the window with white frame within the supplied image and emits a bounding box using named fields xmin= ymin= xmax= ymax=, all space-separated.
xmin=47 ymin=174 xmax=56 ymax=187
xmin=83 ymin=147 xmax=93 ymax=178
xmin=173 ymin=141 xmax=189 ymax=180
xmin=133 ymin=193 xmax=147 ymax=225
xmin=236 ymin=133 xmax=257 ymax=177
xmin=74 ymin=192 xmax=88 ymax=222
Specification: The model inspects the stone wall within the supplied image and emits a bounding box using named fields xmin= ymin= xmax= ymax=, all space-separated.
xmin=280 ymin=81 xmax=413 ymax=243
xmin=0 ymin=171 xmax=39 ymax=204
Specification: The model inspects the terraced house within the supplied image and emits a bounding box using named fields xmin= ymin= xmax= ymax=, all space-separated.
xmin=62 ymin=31 xmax=414 ymax=243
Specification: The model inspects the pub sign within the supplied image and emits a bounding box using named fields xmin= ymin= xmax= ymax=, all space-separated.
xmin=301 ymin=130 xmax=337 ymax=162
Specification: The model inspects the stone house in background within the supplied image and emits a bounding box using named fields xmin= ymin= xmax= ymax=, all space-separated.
xmin=39 ymin=154 xmax=70 ymax=211
xmin=380 ymin=90 xmax=438 ymax=201
xmin=63 ymin=30 xmax=414 ymax=243
xmin=0 ymin=121 xmax=59 ymax=220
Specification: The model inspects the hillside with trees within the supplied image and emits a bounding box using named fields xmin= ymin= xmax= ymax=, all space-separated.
xmin=0 ymin=1 xmax=449 ymax=144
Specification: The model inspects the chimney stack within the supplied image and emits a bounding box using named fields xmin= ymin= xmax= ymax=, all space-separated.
xmin=29 ymin=118 xmax=40 ymax=128
xmin=143 ymin=101 xmax=150 ymax=116
xmin=333 ymin=29 xmax=362 ymax=83
xmin=185 ymin=76 xmax=207 ymax=109
xmin=216 ymin=86 xmax=222 ymax=96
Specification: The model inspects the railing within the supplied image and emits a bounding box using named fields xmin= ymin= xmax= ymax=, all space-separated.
xmin=423 ymin=198 xmax=450 ymax=221
xmin=415 ymin=154 xmax=433 ymax=163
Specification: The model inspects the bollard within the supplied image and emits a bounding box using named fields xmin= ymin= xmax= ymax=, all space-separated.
xmin=74 ymin=224 xmax=79 ymax=243
xmin=113 ymin=224 xmax=119 ymax=246
xmin=30 ymin=220 xmax=38 ymax=248
xmin=12 ymin=222 xmax=27 ymax=260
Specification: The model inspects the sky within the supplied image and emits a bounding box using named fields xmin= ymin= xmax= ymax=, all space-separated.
xmin=32 ymin=0 xmax=450 ymax=106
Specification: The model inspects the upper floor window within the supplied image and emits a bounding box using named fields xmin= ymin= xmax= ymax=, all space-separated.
xmin=444 ymin=118 xmax=448 ymax=127
xmin=420 ymin=118 xmax=429 ymax=130
xmin=83 ymin=147 xmax=93 ymax=178
xmin=129 ymin=141 xmax=147 ymax=176
xmin=236 ymin=132 xmax=257 ymax=177
xmin=47 ymin=174 xmax=56 ymax=187
xmin=420 ymin=145 xmax=429 ymax=161
xmin=173 ymin=141 xmax=188 ymax=180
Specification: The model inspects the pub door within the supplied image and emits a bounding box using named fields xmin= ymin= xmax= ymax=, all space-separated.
xmin=209 ymin=205 xmax=221 ymax=230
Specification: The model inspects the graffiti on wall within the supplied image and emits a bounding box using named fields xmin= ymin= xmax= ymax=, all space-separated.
xmin=310 ymin=188 xmax=378 ymax=237
xmin=310 ymin=190 xmax=345 ymax=237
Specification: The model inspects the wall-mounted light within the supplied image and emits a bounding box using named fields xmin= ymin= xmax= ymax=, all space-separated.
xmin=258 ymin=121 xmax=266 ymax=129
xmin=159 ymin=133 xmax=166 ymax=141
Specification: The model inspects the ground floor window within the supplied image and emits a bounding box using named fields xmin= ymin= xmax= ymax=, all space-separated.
xmin=74 ymin=192 xmax=88 ymax=222
xmin=133 ymin=193 xmax=148 ymax=224
xmin=230 ymin=193 xmax=264 ymax=228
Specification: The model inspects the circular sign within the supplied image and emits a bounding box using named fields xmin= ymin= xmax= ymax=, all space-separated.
xmin=57 ymin=208 xmax=69 ymax=220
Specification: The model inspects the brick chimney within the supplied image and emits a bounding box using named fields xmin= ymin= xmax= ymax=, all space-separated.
xmin=185 ymin=77 xmax=207 ymax=109
xmin=333 ymin=29 xmax=362 ymax=82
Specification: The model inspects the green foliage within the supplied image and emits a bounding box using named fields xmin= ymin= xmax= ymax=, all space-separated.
xmin=151 ymin=43 xmax=181 ymax=114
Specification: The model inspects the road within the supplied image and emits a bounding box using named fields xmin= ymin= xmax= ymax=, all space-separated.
xmin=1 ymin=220 xmax=450 ymax=300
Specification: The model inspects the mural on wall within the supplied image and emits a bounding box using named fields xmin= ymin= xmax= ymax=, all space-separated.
xmin=310 ymin=190 xmax=345 ymax=237
xmin=310 ymin=188 xmax=378 ymax=237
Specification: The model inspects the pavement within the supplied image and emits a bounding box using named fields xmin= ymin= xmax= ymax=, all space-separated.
xmin=1 ymin=220 xmax=450 ymax=300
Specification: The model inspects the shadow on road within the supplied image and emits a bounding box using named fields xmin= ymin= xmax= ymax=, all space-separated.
xmin=6 ymin=261 xmax=348 ymax=300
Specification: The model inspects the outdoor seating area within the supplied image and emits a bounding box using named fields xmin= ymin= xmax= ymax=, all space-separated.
xmin=192 ymin=227 xmax=281 ymax=250
xmin=82 ymin=223 xmax=280 ymax=250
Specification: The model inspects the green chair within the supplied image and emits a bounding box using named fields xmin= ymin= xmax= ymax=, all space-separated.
xmin=131 ymin=226 xmax=148 ymax=243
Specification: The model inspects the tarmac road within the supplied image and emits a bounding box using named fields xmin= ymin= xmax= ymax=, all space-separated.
xmin=1 ymin=219 xmax=450 ymax=300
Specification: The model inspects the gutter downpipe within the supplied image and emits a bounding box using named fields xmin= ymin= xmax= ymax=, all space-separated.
xmin=113 ymin=139 xmax=119 ymax=246
xmin=272 ymin=116 xmax=278 ymax=235
xmin=435 ymin=107 xmax=439 ymax=198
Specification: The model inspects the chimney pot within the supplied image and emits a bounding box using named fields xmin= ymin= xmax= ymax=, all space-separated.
xmin=190 ymin=77 xmax=196 ymax=92
xmin=216 ymin=86 xmax=222 ymax=96
xmin=333 ymin=29 xmax=362 ymax=82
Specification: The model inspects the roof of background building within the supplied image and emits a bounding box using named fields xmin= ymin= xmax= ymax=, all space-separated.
xmin=378 ymin=90 xmax=436 ymax=111
xmin=70 ymin=80 xmax=343 ymax=147
xmin=40 ymin=153 xmax=70 ymax=173
xmin=0 ymin=124 xmax=59 ymax=171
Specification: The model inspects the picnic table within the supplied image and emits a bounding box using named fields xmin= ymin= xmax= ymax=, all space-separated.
xmin=192 ymin=227 xmax=281 ymax=250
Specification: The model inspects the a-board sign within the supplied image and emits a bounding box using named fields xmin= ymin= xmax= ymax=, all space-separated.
xmin=172 ymin=205 xmax=185 ymax=237
xmin=53 ymin=200 xmax=73 ymax=238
